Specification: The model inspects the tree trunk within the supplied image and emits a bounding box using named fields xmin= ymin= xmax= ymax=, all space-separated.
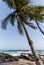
xmin=21 ymin=22 xmax=43 ymax=65
xmin=18 ymin=13 xmax=43 ymax=65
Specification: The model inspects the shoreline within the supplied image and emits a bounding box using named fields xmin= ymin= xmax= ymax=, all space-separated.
xmin=0 ymin=52 xmax=44 ymax=65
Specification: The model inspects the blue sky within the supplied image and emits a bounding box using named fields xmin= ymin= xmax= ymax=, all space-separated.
xmin=0 ymin=0 xmax=44 ymax=50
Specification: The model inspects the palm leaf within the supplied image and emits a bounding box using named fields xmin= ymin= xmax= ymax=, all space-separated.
xmin=35 ymin=20 xmax=44 ymax=35
xmin=21 ymin=6 xmax=44 ymax=13
xmin=17 ymin=19 xmax=23 ymax=35
xmin=2 ymin=0 xmax=13 ymax=8
xmin=18 ymin=14 xmax=37 ymax=29
xmin=2 ymin=0 xmax=30 ymax=9
xmin=12 ymin=0 xmax=16 ymax=8
xmin=14 ymin=0 xmax=30 ymax=9
xmin=24 ymin=21 xmax=37 ymax=29
xmin=21 ymin=6 xmax=44 ymax=20
xmin=1 ymin=11 xmax=16 ymax=29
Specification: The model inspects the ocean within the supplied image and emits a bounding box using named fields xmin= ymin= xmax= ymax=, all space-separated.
xmin=0 ymin=50 xmax=44 ymax=56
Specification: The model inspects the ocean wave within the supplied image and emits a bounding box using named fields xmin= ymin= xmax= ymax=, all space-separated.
xmin=0 ymin=50 xmax=44 ymax=56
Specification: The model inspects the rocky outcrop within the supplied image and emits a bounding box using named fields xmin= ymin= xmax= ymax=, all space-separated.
xmin=20 ymin=53 xmax=34 ymax=61
xmin=0 ymin=53 xmax=44 ymax=64
xmin=20 ymin=53 xmax=44 ymax=62
xmin=0 ymin=53 xmax=18 ymax=63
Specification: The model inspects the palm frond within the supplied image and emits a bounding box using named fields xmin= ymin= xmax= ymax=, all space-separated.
xmin=17 ymin=19 xmax=23 ymax=35
xmin=21 ymin=6 xmax=44 ymax=20
xmin=12 ymin=0 xmax=16 ymax=9
xmin=2 ymin=0 xmax=44 ymax=35
xmin=21 ymin=6 xmax=44 ymax=13
xmin=18 ymin=13 xmax=37 ymax=29
xmin=2 ymin=0 xmax=30 ymax=9
xmin=24 ymin=21 xmax=37 ymax=29
xmin=35 ymin=20 xmax=44 ymax=35
xmin=1 ymin=11 xmax=16 ymax=29
xmin=14 ymin=0 xmax=30 ymax=9
xmin=2 ymin=0 xmax=13 ymax=8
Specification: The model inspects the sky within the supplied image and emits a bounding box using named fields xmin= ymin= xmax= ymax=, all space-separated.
xmin=0 ymin=0 xmax=44 ymax=50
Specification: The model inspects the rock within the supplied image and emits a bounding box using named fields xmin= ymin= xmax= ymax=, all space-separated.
xmin=20 ymin=53 xmax=32 ymax=60
xmin=0 ymin=53 xmax=18 ymax=63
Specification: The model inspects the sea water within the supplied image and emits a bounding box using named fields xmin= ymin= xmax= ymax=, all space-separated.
xmin=0 ymin=50 xmax=44 ymax=56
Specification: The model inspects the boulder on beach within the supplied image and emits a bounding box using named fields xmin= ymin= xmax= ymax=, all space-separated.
xmin=20 ymin=52 xmax=44 ymax=62
xmin=20 ymin=53 xmax=34 ymax=61
xmin=0 ymin=53 xmax=18 ymax=63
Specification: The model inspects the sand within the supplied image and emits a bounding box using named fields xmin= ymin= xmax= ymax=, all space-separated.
xmin=0 ymin=60 xmax=36 ymax=65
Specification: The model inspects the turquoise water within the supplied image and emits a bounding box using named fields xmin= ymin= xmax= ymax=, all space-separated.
xmin=0 ymin=50 xmax=44 ymax=52
xmin=0 ymin=50 xmax=30 ymax=53
xmin=0 ymin=50 xmax=44 ymax=56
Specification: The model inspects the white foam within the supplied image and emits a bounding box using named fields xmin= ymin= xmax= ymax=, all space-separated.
xmin=11 ymin=51 xmax=32 ymax=56
xmin=11 ymin=53 xmax=20 ymax=56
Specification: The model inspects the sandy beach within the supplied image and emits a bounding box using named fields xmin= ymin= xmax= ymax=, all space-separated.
xmin=0 ymin=61 xmax=36 ymax=65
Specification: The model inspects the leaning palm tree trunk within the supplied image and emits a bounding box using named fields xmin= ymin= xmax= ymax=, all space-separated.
xmin=21 ymin=22 xmax=43 ymax=65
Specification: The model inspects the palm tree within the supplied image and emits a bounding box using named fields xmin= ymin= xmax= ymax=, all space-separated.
xmin=1 ymin=0 xmax=44 ymax=65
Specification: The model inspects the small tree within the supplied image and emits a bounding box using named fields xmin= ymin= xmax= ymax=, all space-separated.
xmin=1 ymin=0 xmax=44 ymax=65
